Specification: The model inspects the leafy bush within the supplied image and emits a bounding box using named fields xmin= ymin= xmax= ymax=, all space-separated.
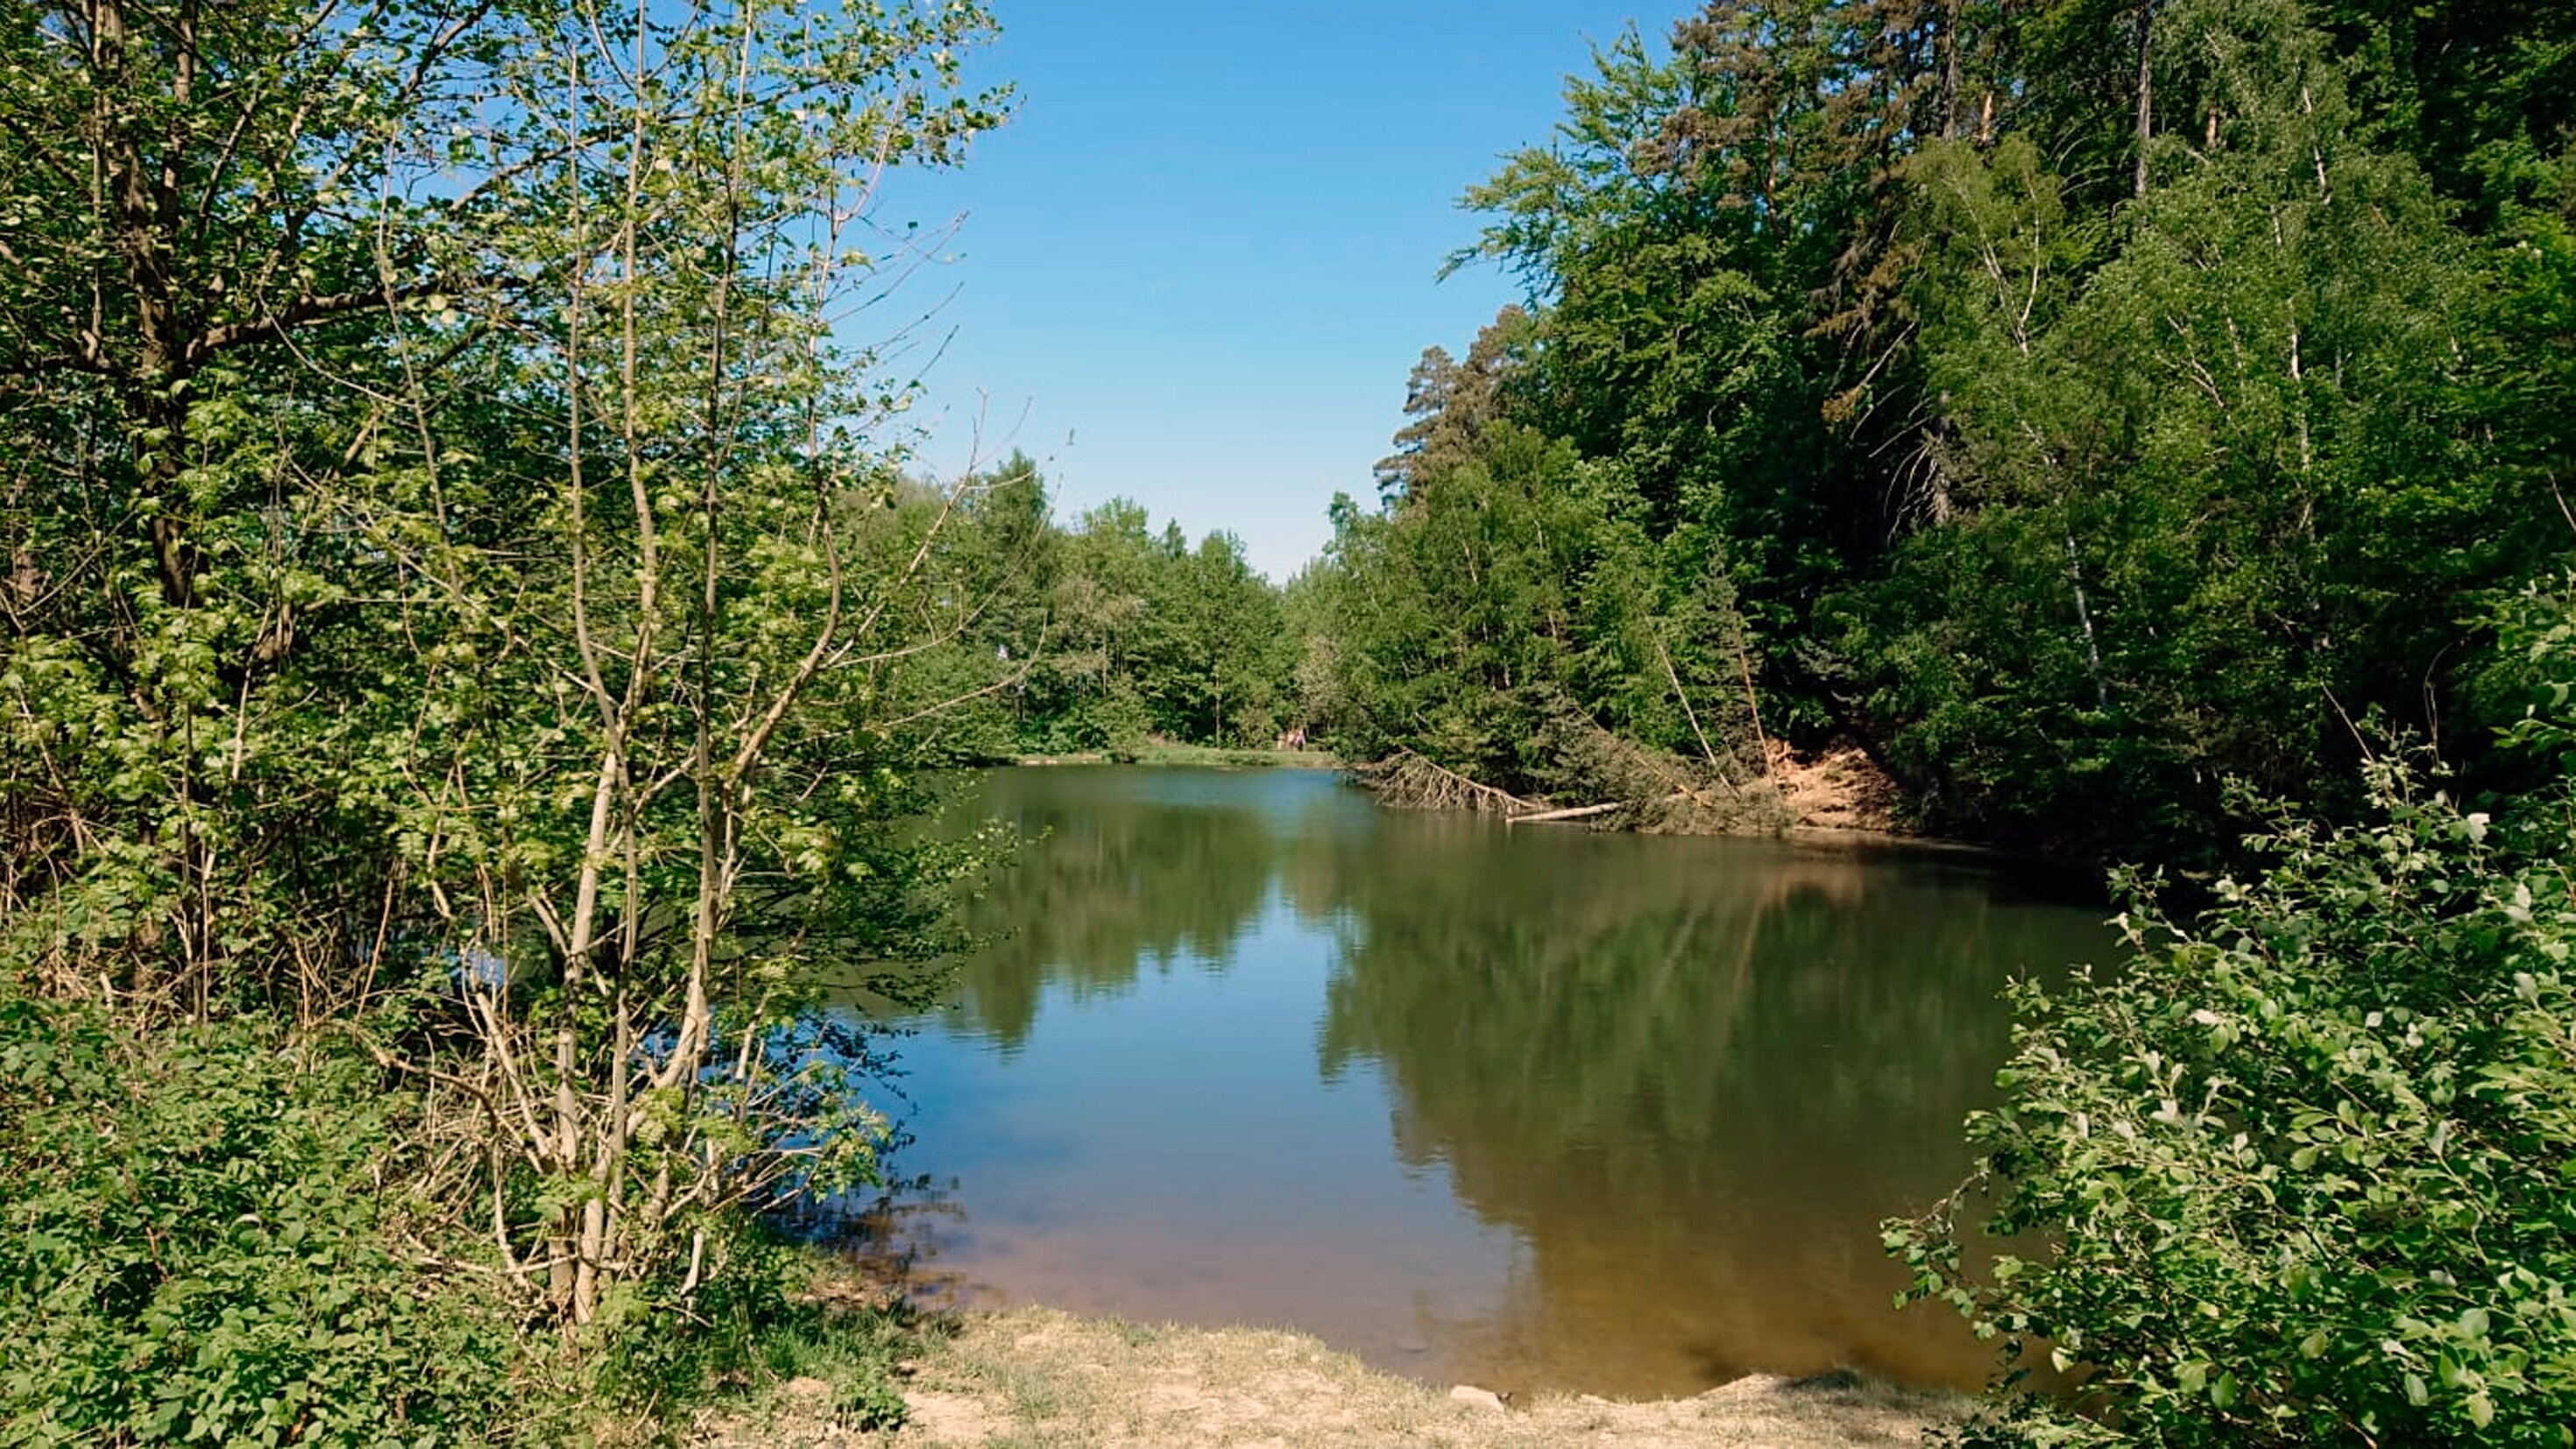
xmin=1890 ymin=760 xmax=2576 ymax=1445
xmin=1890 ymin=746 xmax=2576 ymax=1444
xmin=0 ymin=986 xmax=533 ymax=1447
xmin=1889 ymin=576 xmax=2576 ymax=1445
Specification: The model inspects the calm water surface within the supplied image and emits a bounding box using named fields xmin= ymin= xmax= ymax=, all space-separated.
xmin=858 ymin=766 xmax=2110 ymax=1399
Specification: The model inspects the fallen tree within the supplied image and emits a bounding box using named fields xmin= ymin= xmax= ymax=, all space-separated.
xmin=1354 ymin=749 xmax=1548 ymax=816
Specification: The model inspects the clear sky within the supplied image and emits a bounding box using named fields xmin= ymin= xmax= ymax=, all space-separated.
xmin=877 ymin=0 xmax=1691 ymax=581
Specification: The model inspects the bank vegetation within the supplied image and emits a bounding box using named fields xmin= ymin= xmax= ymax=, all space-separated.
xmin=1 ymin=1 xmax=1022 ymax=1439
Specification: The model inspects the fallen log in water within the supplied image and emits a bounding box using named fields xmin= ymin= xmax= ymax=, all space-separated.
xmin=1505 ymin=801 xmax=1624 ymax=826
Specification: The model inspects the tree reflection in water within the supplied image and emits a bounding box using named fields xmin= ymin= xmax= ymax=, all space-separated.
xmin=937 ymin=768 xmax=1280 ymax=1050
xmin=877 ymin=767 xmax=2108 ymax=1396
xmin=1303 ymin=819 xmax=2100 ymax=1390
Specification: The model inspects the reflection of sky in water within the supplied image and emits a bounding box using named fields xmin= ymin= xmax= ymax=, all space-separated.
xmin=895 ymin=883 xmax=1518 ymax=1354
xmin=856 ymin=767 xmax=2112 ymax=1399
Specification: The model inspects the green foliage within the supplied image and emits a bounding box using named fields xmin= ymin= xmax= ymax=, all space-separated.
xmin=1316 ymin=0 xmax=2575 ymax=861
xmin=1316 ymin=421 xmax=1594 ymax=784
xmin=902 ymin=474 xmax=1304 ymax=759
xmin=746 ymin=1297 xmax=919 ymax=1431
xmin=1310 ymin=399 xmax=1773 ymax=817
xmin=0 ymin=979 xmax=934 ymax=1445
xmin=1886 ymin=589 xmax=2576 ymax=1445
xmin=0 ymin=0 xmax=508 ymax=1010
xmin=0 ymin=0 xmax=1011 ymax=1436
xmin=1845 ymin=4 xmax=2535 ymax=859
xmin=0 ymin=985 xmax=531 ymax=1447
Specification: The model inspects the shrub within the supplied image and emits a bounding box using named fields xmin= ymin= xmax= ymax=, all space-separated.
xmin=1893 ymin=578 xmax=2576 ymax=1445
xmin=0 ymin=985 xmax=533 ymax=1447
xmin=1887 ymin=758 xmax=2576 ymax=1446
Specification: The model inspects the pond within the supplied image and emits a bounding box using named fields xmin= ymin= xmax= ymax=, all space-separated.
xmin=853 ymin=766 xmax=2112 ymax=1400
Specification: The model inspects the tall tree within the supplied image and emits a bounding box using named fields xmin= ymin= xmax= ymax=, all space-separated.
xmin=0 ymin=0 xmax=1011 ymax=1334
xmin=0 ymin=0 xmax=525 ymax=1012
xmin=393 ymin=0 xmax=1003 ymax=1329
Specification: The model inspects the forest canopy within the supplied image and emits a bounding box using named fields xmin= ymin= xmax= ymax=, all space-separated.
xmin=1296 ymin=13 xmax=2576 ymax=1433
xmin=1299 ymin=0 xmax=2576 ymax=865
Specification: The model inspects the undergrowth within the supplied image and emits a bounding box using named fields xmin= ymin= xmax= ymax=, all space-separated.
xmin=0 ymin=980 xmax=919 ymax=1446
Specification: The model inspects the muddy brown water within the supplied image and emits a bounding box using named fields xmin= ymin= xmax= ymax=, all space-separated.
xmin=847 ymin=766 xmax=2111 ymax=1400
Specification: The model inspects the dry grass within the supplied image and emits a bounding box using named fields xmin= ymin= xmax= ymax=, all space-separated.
xmin=701 ymin=1306 xmax=1966 ymax=1448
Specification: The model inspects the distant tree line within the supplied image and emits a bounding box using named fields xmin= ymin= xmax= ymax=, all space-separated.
xmin=883 ymin=453 xmax=1303 ymax=760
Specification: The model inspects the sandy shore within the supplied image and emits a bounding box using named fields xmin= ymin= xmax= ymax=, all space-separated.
xmin=698 ymin=1306 xmax=1967 ymax=1448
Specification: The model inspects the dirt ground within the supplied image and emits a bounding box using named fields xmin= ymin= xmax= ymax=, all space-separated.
xmin=1769 ymin=740 xmax=1903 ymax=835
xmin=701 ymin=1306 xmax=1964 ymax=1449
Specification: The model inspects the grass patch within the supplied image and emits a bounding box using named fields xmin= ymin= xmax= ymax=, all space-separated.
xmin=683 ymin=1285 xmax=945 ymax=1446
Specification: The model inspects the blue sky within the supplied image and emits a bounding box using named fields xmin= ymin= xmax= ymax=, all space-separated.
xmin=880 ymin=1 xmax=1690 ymax=581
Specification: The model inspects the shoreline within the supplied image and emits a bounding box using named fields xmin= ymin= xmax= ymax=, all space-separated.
xmin=1007 ymin=743 xmax=1344 ymax=770
xmin=702 ymin=1304 xmax=1971 ymax=1447
xmin=992 ymin=745 xmax=2020 ymax=858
